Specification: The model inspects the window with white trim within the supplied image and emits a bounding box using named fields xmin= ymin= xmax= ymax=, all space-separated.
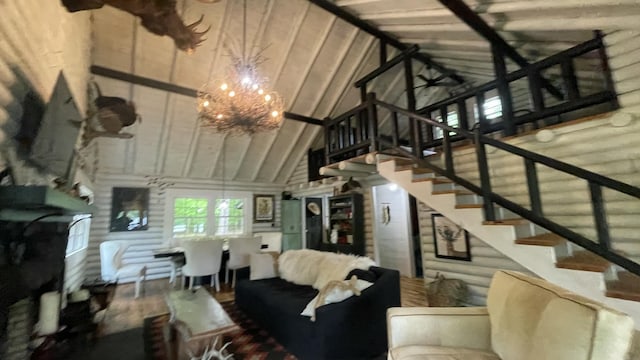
xmin=66 ymin=214 xmax=92 ymax=256
xmin=166 ymin=189 xmax=253 ymax=241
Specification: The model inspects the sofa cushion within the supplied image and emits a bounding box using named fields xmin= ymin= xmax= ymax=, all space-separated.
xmin=388 ymin=345 xmax=499 ymax=360
xmin=487 ymin=271 xmax=634 ymax=360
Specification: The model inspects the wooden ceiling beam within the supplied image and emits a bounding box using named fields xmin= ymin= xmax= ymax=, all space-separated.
xmin=436 ymin=0 xmax=563 ymax=99
xmin=307 ymin=0 xmax=464 ymax=84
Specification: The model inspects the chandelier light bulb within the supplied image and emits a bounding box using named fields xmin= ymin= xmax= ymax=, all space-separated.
xmin=229 ymin=91 xmax=236 ymax=97
xmin=252 ymin=84 xmax=259 ymax=90
xmin=264 ymin=94 xmax=271 ymax=102
xmin=221 ymin=83 xmax=228 ymax=90
xmin=271 ymin=111 xmax=279 ymax=117
xmin=242 ymin=76 xmax=251 ymax=85
xmin=258 ymin=89 xmax=264 ymax=95
xmin=216 ymin=114 xmax=223 ymax=119
xmin=203 ymin=100 xmax=210 ymax=107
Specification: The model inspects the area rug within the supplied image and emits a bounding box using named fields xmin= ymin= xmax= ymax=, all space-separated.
xmin=143 ymin=301 xmax=297 ymax=360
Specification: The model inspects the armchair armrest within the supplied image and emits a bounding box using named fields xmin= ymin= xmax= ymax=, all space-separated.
xmin=387 ymin=306 xmax=492 ymax=351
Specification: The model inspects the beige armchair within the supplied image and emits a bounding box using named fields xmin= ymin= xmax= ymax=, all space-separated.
xmin=387 ymin=271 xmax=635 ymax=360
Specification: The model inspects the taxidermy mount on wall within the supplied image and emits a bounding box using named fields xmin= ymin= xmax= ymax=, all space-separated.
xmin=61 ymin=0 xmax=211 ymax=53
xmin=82 ymin=82 xmax=140 ymax=146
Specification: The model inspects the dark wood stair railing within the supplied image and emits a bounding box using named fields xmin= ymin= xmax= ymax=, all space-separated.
xmin=325 ymin=95 xmax=640 ymax=277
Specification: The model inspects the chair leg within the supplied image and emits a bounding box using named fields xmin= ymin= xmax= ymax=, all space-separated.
xmin=169 ymin=266 xmax=176 ymax=284
xmin=225 ymin=267 xmax=229 ymax=284
xmin=210 ymin=274 xmax=214 ymax=288
xmin=215 ymin=273 xmax=220 ymax=292
xmin=189 ymin=277 xmax=194 ymax=290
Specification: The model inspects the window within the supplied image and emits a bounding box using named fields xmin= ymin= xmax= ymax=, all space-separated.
xmin=173 ymin=198 xmax=208 ymax=238
xmin=165 ymin=189 xmax=253 ymax=241
xmin=214 ymin=198 xmax=245 ymax=236
xmin=433 ymin=111 xmax=459 ymax=139
xmin=481 ymin=96 xmax=503 ymax=120
xmin=66 ymin=214 xmax=92 ymax=256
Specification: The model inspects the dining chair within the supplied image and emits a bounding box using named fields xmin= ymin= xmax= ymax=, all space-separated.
xmin=100 ymin=241 xmax=147 ymax=298
xmin=226 ymin=236 xmax=263 ymax=288
xmin=181 ymin=238 xmax=224 ymax=291
xmin=253 ymin=231 xmax=283 ymax=253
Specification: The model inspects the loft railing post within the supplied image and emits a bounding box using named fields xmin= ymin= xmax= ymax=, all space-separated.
xmin=595 ymin=30 xmax=618 ymax=105
xmin=589 ymin=182 xmax=611 ymax=250
xmin=475 ymin=127 xmax=495 ymax=221
xmin=366 ymin=93 xmax=379 ymax=153
xmin=524 ymin=159 xmax=543 ymax=216
xmin=324 ymin=117 xmax=331 ymax=164
xmin=560 ymin=59 xmax=579 ymax=101
xmin=441 ymin=107 xmax=455 ymax=176
xmin=491 ymin=45 xmax=516 ymax=136
xmin=391 ymin=111 xmax=400 ymax=148
xmin=457 ymin=99 xmax=469 ymax=132
xmin=528 ymin=69 xmax=545 ymax=113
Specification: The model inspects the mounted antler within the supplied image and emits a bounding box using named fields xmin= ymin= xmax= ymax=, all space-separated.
xmin=61 ymin=0 xmax=211 ymax=53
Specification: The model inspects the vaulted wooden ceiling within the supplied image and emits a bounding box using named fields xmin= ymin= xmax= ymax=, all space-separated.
xmin=89 ymin=0 xmax=640 ymax=185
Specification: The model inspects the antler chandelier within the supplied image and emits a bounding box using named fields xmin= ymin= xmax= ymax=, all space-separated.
xmin=197 ymin=0 xmax=284 ymax=135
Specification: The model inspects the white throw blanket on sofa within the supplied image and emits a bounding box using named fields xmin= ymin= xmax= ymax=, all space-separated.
xmin=278 ymin=249 xmax=376 ymax=289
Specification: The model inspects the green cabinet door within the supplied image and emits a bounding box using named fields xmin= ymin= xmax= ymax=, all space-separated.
xmin=281 ymin=200 xmax=302 ymax=251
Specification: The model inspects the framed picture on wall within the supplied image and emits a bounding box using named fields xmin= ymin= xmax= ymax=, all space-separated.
xmin=431 ymin=213 xmax=471 ymax=261
xmin=254 ymin=194 xmax=275 ymax=223
xmin=110 ymin=187 xmax=150 ymax=232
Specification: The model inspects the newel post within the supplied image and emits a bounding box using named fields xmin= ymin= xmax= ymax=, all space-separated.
xmin=366 ymin=93 xmax=378 ymax=153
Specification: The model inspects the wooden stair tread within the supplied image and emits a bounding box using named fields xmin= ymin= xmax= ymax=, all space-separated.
xmin=515 ymin=233 xmax=565 ymax=247
xmin=395 ymin=163 xmax=415 ymax=171
xmin=555 ymin=251 xmax=610 ymax=272
xmin=483 ymin=218 xmax=529 ymax=225
xmin=606 ymin=272 xmax=640 ymax=301
xmin=455 ymin=204 xmax=483 ymax=209
xmin=412 ymin=177 xmax=436 ymax=183
xmin=432 ymin=178 xmax=453 ymax=184
xmin=431 ymin=189 xmax=474 ymax=195
xmin=412 ymin=167 xmax=433 ymax=174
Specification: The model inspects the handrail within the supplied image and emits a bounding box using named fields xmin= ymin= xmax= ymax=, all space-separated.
xmin=370 ymin=98 xmax=640 ymax=276
xmin=375 ymin=99 xmax=640 ymax=199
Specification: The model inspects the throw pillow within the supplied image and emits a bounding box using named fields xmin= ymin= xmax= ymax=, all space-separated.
xmin=249 ymin=252 xmax=279 ymax=280
xmin=301 ymin=275 xmax=373 ymax=321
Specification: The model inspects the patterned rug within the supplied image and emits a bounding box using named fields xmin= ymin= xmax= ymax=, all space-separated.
xmin=143 ymin=301 xmax=297 ymax=360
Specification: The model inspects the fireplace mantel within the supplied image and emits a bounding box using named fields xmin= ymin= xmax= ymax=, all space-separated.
xmin=0 ymin=186 xmax=96 ymax=222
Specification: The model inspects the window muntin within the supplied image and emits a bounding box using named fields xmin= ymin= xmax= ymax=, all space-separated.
xmin=214 ymin=198 xmax=245 ymax=236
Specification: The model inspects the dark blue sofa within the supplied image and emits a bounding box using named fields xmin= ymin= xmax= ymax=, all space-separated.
xmin=235 ymin=266 xmax=401 ymax=360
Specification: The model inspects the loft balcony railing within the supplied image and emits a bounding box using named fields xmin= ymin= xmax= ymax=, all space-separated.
xmin=418 ymin=33 xmax=618 ymax=146
xmin=325 ymin=93 xmax=640 ymax=276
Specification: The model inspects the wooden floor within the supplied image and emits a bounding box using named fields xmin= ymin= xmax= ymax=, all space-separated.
xmin=100 ymin=276 xmax=428 ymax=336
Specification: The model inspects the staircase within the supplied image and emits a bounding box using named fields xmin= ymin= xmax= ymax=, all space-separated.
xmin=374 ymin=155 xmax=640 ymax=326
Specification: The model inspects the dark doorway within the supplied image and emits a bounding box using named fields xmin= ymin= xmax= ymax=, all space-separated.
xmin=305 ymin=197 xmax=324 ymax=250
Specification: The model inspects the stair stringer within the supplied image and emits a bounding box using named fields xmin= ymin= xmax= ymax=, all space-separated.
xmin=378 ymin=160 xmax=640 ymax=326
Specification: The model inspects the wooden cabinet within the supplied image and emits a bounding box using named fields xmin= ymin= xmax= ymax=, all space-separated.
xmin=321 ymin=193 xmax=364 ymax=256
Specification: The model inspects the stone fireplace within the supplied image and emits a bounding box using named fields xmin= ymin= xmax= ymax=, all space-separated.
xmin=0 ymin=220 xmax=70 ymax=359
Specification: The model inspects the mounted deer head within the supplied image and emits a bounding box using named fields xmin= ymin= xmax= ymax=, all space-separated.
xmin=61 ymin=0 xmax=211 ymax=53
